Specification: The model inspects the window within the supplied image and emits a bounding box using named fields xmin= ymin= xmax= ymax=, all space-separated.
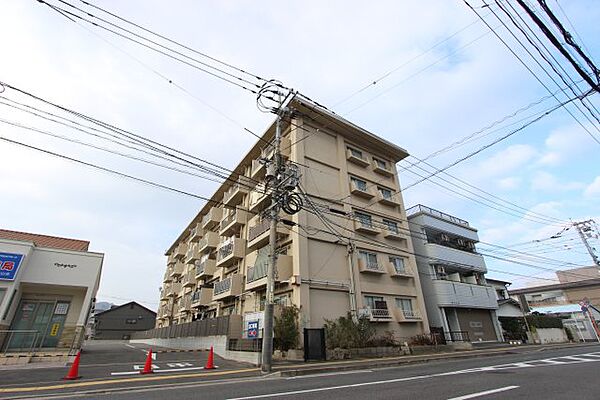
xmin=359 ymin=250 xmax=379 ymax=269
xmin=383 ymin=219 xmax=399 ymax=234
xmin=351 ymin=177 xmax=368 ymax=191
xmin=389 ymin=257 xmax=406 ymax=274
xmin=125 ymin=319 xmax=137 ymax=324
xmin=355 ymin=212 xmax=373 ymax=228
xmin=364 ymin=295 xmax=385 ymax=310
xmin=348 ymin=147 xmax=364 ymax=159
xmin=395 ymin=298 xmax=416 ymax=318
xmin=378 ymin=187 xmax=393 ymax=200
xmin=373 ymin=158 xmax=387 ymax=170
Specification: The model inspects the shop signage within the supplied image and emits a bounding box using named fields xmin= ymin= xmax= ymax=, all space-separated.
xmin=54 ymin=262 xmax=77 ymax=269
xmin=0 ymin=252 xmax=24 ymax=281
xmin=247 ymin=320 xmax=259 ymax=338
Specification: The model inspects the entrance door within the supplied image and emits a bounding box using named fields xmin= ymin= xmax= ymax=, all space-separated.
xmin=5 ymin=300 xmax=70 ymax=351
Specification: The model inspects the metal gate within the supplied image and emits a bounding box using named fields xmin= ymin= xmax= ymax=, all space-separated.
xmin=303 ymin=328 xmax=326 ymax=361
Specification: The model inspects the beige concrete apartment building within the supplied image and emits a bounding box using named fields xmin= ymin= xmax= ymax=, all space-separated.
xmin=156 ymin=98 xmax=429 ymax=341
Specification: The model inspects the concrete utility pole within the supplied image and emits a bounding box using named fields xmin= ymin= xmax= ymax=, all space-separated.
xmin=261 ymin=107 xmax=283 ymax=373
xmin=573 ymin=220 xmax=600 ymax=267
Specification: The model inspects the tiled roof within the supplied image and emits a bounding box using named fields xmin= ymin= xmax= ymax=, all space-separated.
xmin=0 ymin=229 xmax=89 ymax=252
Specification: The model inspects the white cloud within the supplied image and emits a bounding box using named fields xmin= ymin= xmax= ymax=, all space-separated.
xmin=531 ymin=171 xmax=584 ymax=192
xmin=538 ymin=124 xmax=594 ymax=166
xmin=476 ymin=144 xmax=537 ymax=178
xmin=584 ymin=176 xmax=600 ymax=198
xmin=497 ymin=177 xmax=521 ymax=190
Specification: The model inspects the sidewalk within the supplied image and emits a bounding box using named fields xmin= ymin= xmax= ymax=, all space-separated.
xmin=271 ymin=342 xmax=598 ymax=377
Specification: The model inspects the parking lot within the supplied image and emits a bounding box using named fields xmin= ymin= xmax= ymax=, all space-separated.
xmin=0 ymin=340 xmax=253 ymax=387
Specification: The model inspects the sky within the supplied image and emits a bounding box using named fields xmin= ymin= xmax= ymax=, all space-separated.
xmin=1 ymin=0 xmax=599 ymax=309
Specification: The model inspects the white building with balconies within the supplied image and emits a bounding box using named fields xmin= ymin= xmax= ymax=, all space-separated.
xmin=407 ymin=205 xmax=502 ymax=342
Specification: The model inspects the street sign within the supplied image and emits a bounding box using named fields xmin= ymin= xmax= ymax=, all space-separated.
xmin=247 ymin=320 xmax=259 ymax=338
xmin=0 ymin=252 xmax=24 ymax=281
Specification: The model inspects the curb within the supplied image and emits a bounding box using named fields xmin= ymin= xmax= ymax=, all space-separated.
xmin=274 ymin=342 xmax=598 ymax=377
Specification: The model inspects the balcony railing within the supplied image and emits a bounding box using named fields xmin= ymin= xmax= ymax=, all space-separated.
xmin=167 ymin=282 xmax=182 ymax=297
xmin=247 ymin=261 xmax=268 ymax=283
xmin=198 ymin=231 xmax=219 ymax=253
xmin=251 ymin=158 xmax=266 ymax=179
xmin=220 ymin=208 xmax=248 ymax=235
xmin=393 ymin=308 xmax=421 ymax=322
xmin=216 ymin=238 xmax=247 ymax=267
xmin=182 ymin=270 xmax=196 ymax=287
xmin=249 ymin=218 xmax=270 ymax=242
xmin=358 ymin=259 xmax=386 ymax=274
xmin=189 ymin=223 xmax=203 ymax=242
xmin=223 ymin=176 xmax=252 ymax=206
xmin=406 ymin=204 xmax=469 ymax=226
xmin=354 ymin=219 xmax=380 ymax=235
xmin=174 ymin=243 xmax=188 ymax=259
xmin=185 ymin=243 xmax=200 ymax=264
xmin=349 ymin=180 xmax=374 ymax=198
xmin=213 ymin=274 xmax=243 ymax=300
xmin=346 ymin=148 xmax=370 ymax=167
xmin=191 ymin=288 xmax=213 ymax=307
xmin=202 ymin=207 xmax=223 ymax=230
xmin=359 ymin=307 xmax=393 ymax=321
xmin=195 ymin=258 xmax=217 ymax=279
xmin=377 ymin=191 xmax=400 ymax=207
xmin=170 ymin=262 xmax=185 ymax=278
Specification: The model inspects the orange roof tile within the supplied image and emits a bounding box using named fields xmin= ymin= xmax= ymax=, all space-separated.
xmin=0 ymin=229 xmax=90 ymax=252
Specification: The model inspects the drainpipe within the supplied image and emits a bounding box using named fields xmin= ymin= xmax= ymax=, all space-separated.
xmin=347 ymin=242 xmax=358 ymax=322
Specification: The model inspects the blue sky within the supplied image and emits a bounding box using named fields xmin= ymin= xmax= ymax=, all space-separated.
xmin=0 ymin=0 xmax=599 ymax=309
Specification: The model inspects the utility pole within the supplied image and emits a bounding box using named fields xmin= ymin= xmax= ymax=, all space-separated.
xmin=261 ymin=106 xmax=283 ymax=373
xmin=346 ymin=242 xmax=358 ymax=322
xmin=257 ymin=82 xmax=300 ymax=373
xmin=573 ymin=220 xmax=600 ymax=267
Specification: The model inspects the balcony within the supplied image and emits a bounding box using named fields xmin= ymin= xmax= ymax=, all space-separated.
xmin=431 ymin=280 xmax=498 ymax=309
xmin=262 ymin=136 xmax=291 ymax=160
xmin=346 ymin=148 xmax=370 ymax=167
xmin=167 ymin=255 xmax=176 ymax=266
xmin=383 ymin=228 xmax=405 ymax=241
xmin=349 ymin=180 xmax=374 ymax=199
xmin=167 ymin=282 xmax=182 ymax=297
xmin=174 ymin=243 xmax=188 ymax=260
xmin=373 ymin=161 xmax=394 ymax=177
xmin=251 ymin=158 xmax=266 ymax=180
xmin=170 ymin=262 xmax=185 ymax=278
xmin=189 ymin=223 xmax=203 ymax=242
xmin=163 ymin=269 xmax=173 ymax=283
xmin=198 ymin=231 xmax=219 ymax=253
xmin=249 ymin=185 xmax=270 ymax=212
xmin=245 ymin=254 xmax=293 ymax=291
xmin=223 ymin=176 xmax=252 ymax=206
xmin=377 ymin=190 xmax=400 ymax=207
xmin=393 ymin=308 xmax=422 ymax=322
xmin=195 ymin=258 xmax=217 ymax=279
xmin=191 ymin=288 xmax=213 ymax=307
xmin=178 ymin=295 xmax=192 ymax=313
xmin=354 ymin=219 xmax=380 ymax=235
xmin=424 ymin=243 xmax=487 ymax=272
xmin=220 ymin=208 xmax=248 ymax=236
xmin=182 ymin=270 xmax=196 ymax=288
xmin=247 ymin=216 xmax=290 ymax=251
xmin=160 ymin=287 xmax=170 ymax=301
xmin=358 ymin=258 xmax=386 ymax=274
xmin=387 ymin=263 xmax=414 ymax=278
xmin=359 ymin=306 xmax=393 ymax=322
xmin=212 ymin=274 xmax=243 ymax=301
xmin=202 ymin=207 xmax=223 ymax=230
xmin=185 ymin=243 xmax=200 ymax=264
xmin=216 ymin=238 xmax=247 ymax=268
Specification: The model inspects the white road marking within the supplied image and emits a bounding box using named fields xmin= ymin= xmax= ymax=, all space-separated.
xmin=110 ymin=365 xmax=215 ymax=376
xmin=167 ymin=362 xmax=193 ymax=368
xmin=124 ymin=344 xmax=136 ymax=349
xmin=286 ymin=370 xmax=373 ymax=380
xmin=447 ymin=386 xmax=519 ymax=400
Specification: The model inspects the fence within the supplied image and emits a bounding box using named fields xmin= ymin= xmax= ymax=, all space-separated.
xmin=130 ymin=315 xmax=240 ymax=340
xmin=445 ymin=330 xmax=470 ymax=342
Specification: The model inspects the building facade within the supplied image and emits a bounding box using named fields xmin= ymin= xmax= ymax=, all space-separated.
xmin=0 ymin=229 xmax=103 ymax=352
xmin=93 ymin=302 xmax=156 ymax=340
xmin=156 ymin=98 xmax=429 ymax=342
xmin=407 ymin=205 xmax=502 ymax=342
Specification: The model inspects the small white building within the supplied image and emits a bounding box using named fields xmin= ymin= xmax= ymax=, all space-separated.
xmin=0 ymin=229 xmax=103 ymax=353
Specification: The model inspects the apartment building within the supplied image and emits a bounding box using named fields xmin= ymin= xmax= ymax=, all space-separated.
xmin=407 ymin=205 xmax=502 ymax=342
xmin=156 ymin=97 xmax=429 ymax=341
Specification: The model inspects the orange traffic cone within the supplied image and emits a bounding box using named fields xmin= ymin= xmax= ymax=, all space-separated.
xmin=204 ymin=346 xmax=215 ymax=369
xmin=140 ymin=348 xmax=154 ymax=374
xmin=62 ymin=350 xmax=82 ymax=380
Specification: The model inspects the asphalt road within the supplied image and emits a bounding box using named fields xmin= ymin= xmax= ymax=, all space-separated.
xmin=2 ymin=343 xmax=600 ymax=399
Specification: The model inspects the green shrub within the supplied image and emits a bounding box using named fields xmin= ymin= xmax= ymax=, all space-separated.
xmin=324 ymin=313 xmax=375 ymax=349
xmin=274 ymin=305 xmax=300 ymax=351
